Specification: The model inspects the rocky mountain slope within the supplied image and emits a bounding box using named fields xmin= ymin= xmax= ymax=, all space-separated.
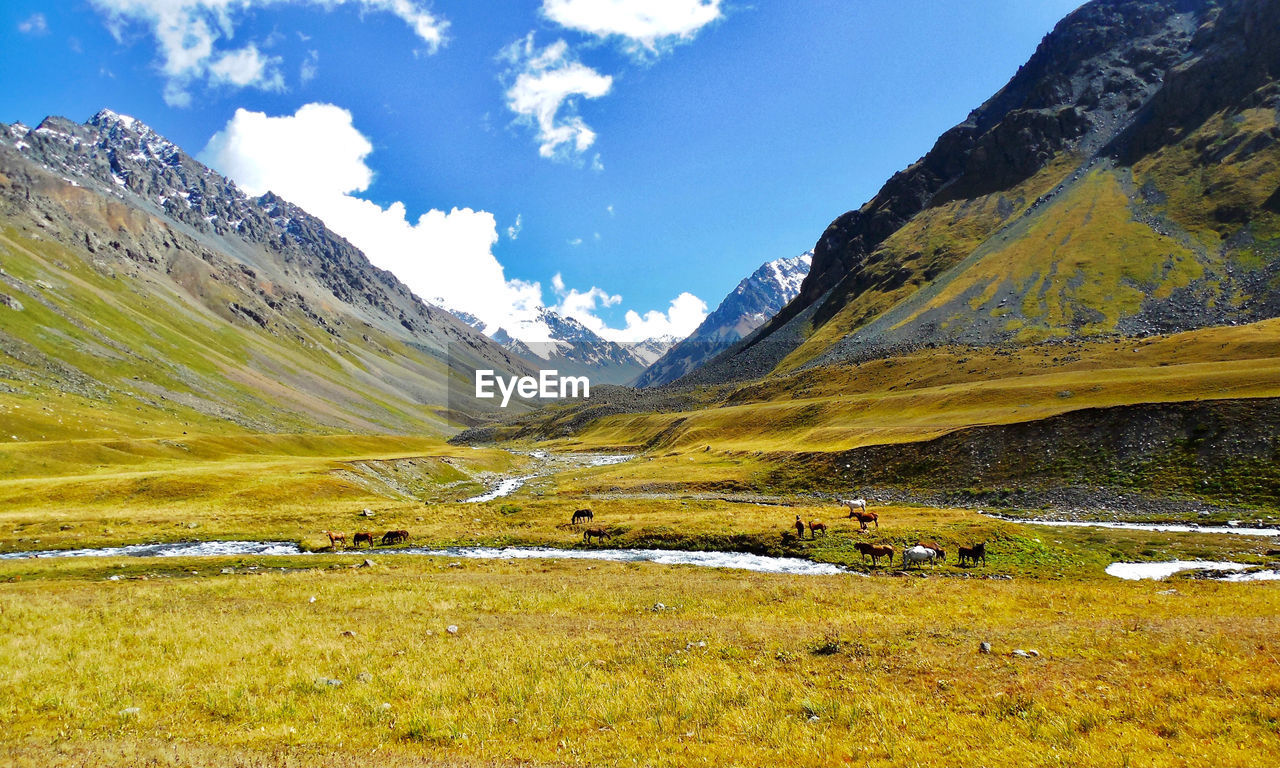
xmin=635 ymin=251 xmax=811 ymax=387
xmin=688 ymin=0 xmax=1280 ymax=385
xmin=0 ymin=110 xmax=533 ymax=439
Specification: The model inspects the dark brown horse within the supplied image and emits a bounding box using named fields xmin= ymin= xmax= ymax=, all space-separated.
xmin=958 ymin=541 xmax=987 ymax=566
xmin=583 ymin=527 xmax=611 ymax=544
xmin=808 ymin=520 xmax=827 ymax=539
xmin=352 ymin=532 xmax=374 ymax=548
xmin=381 ymin=529 xmax=410 ymax=546
xmin=571 ymin=508 xmax=594 ymax=525
xmin=794 ymin=515 xmax=805 ymax=540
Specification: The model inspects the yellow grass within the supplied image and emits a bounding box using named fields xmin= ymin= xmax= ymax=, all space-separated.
xmin=2 ymin=555 xmax=1278 ymax=768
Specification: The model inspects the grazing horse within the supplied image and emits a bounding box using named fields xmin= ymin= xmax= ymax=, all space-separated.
xmin=903 ymin=545 xmax=937 ymax=568
xmin=324 ymin=530 xmax=346 ymax=549
xmin=795 ymin=515 xmax=805 ymax=540
xmin=583 ymin=527 xmax=611 ymax=544
xmin=959 ymin=541 xmax=987 ymax=566
xmin=854 ymin=542 xmax=894 ymax=566
xmin=808 ymin=520 xmax=828 ymax=539
xmin=841 ymin=498 xmax=868 ymax=515
xmin=352 ymin=532 xmax=374 ymax=548
xmin=849 ymin=510 xmax=879 ymax=530
xmin=571 ymin=508 xmax=594 ymax=526
xmin=381 ymin=529 xmax=409 ymax=546
xmin=916 ymin=540 xmax=946 ymax=562
xmin=867 ymin=544 xmax=894 ymax=567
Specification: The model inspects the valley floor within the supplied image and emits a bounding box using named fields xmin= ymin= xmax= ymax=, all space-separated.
xmin=1 ymin=435 xmax=1278 ymax=766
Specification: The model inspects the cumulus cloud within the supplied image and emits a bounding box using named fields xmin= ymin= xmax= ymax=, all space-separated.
xmin=501 ymin=35 xmax=612 ymax=160
xmin=201 ymin=103 xmax=700 ymax=342
xmin=89 ymin=0 xmax=448 ymax=105
xmin=18 ymin=13 xmax=49 ymax=35
xmin=541 ymin=0 xmax=722 ymax=52
xmin=199 ymin=103 xmax=542 ymax=335
xmin=551 ymin=273 xmax=706 ymax=342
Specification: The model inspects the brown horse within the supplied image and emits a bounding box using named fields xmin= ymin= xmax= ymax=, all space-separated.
xmin=916 ymin=539 xmax=946 ymax=562
xmin=958 ymin=541 xmax=987 ymax=566
xmin=867 ymin=544 xmax=894 ymax=566
xmin=381 ymin=529 xmax=409 ymax=546
xmin=794 ymin=515 xmax=805 ymax=540
xmin=324 ymin=530 xmax=346 ymax=549
xmin=850 ymin=510 xmax=878 ymax=530
xmin=583 ymin=527 xmax=611 ymax=544
xmin=854 ymin=541 xmax=893 ymax=566
xmin=352 ymin=532 xmax=374 ymax=548
xmin=808 ymin=520 xmax=827 ymax=539
xmin=571 ymin=508 xmax=593 ymax=526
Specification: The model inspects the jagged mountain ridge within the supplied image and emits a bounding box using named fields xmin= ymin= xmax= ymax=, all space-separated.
xmin=635 ymin=251 xmax=811 ymax=388
xmin=686 ymin=0 xmax=1280 ymax=385
xmin=0 ymin=110 xmax=534 ymax=437
xmin=468 ymin=308 xmax=675 ymax=386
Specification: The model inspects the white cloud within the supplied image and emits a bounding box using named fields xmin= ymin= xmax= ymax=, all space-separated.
xmin=506 ymin=214 xmax=522 ymax=240
xmin=201 ymin=103 xmax=698 ymax=343
xmin=501 ymin=35 xmax=612 ymax=160
xmin=299 ymin=49 xmax=319 ymax=83
xmin=18 ymin=13 xmax=49 ymax=35
xmin=89 ymin=0 xmax=449 ymax=105
xmin=541 ymin=0 xmax=722 ymax=52
xmin=199 ymin=103 xmax=540 ymax=336
xmin=568 ymin=237 xmax=583 ymax=246
xmin=551 ymin=273 xmax=706 ymax=343
xmin=207 ymin=44 xmax=284 ymax=90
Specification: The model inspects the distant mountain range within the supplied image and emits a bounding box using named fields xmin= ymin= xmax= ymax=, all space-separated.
xmin=635 ymin=252 xmax=811 ymax=387
xmin=0 ymin=110 xmax=533 ymax=436
xmin=460 ymin=307 xmax=675 ymax=386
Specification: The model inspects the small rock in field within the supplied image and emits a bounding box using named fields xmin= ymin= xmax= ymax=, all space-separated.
xmin=341 ymin=630 xmax=356 ymax=638
xmin=308 ymin=596 xmax=316 ymax=604
xmin=1028 ymin=649 xmax=1040 ymax=657
xmin=356 ymin=672 xmax=373 ymax=683
xmin=119 ymin=707 xmax=141 ymax=716
xmin=361 ymin=509 xmax=374 ymax=517
xmin=380 ymin=702 xmax=392 ymax=711
xmin=187 ymin=522 xmax=199 ymax=529
xmin=317 ymin=678 xmax=342 ymax=687
xmin=446 ymin=625 xmax=459 ymax=635
xmin=220 ymin=568 xmax=234 ymax=574
xmin=1011 ymin=649 xmax=1032 ymax=659
xmin=416 ymin=516 xmax=423 ymax=522
xmin=108 ymin=575 xmax=121 ymax=581
xmin=652 ymin=603 xmax=667 ymax=612
xmin=979 ymin=642 xmax=991 ymax=654
xmin=808 ymin=715 xmax=820 ymax=722
xmin=447 ymin=562 xmax=462 ymax=568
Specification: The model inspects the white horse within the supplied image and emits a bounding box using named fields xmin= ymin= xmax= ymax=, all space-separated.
xmin=840 ymin=498 xmax=868 ymax=515
xmin=903 ymin=545 xmax=937 ymax=568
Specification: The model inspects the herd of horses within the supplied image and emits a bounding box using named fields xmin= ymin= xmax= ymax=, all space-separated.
xmin=323 ymin=529 xmax=409 ymax=549
xmin=322 ymin=498 xmax=988 ymax=569
xmin=789 ymin=499 xmax=989 ymax=569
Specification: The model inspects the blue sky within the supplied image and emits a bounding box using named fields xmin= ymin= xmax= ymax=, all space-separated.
xmin=1 ymin=1 xmax=1084 ymax=341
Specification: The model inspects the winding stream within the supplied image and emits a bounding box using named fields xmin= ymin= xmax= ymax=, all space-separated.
xmin=979 ymin=512 xmax=1280 ymax=538
xmin=462 ymin=453 xmax=633 ymax=503
xmin=0 ymin=540 xmax=845 ymax=575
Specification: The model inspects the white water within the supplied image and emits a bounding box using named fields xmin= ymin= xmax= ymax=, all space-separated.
xmin=980 ymin=512 xmax=1280 ymax=538
xmin=0 ymin=540 xmax=302 ymax=560
xmin=462 ymin=475 xmax=534 ymax=503
xmin=1105 ymin=560 xmax=1252 ymax=581
xmin=462 ymin=453 xmax=633 ymax=503
xmin=0 ymin=541 xmax=844 ymax=575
